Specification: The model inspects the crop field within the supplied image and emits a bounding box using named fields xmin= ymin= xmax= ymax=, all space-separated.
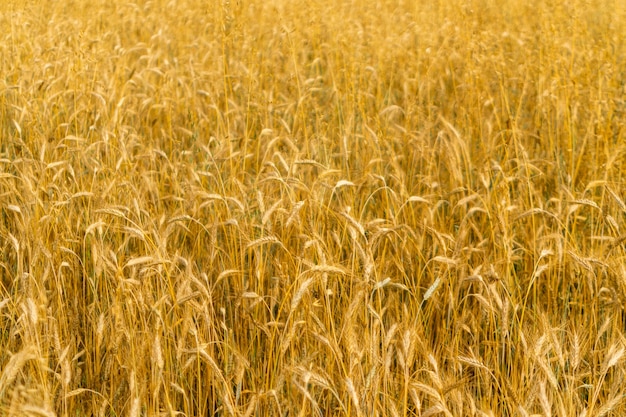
xmin=1 ymin=0 xmax=626 ymax=415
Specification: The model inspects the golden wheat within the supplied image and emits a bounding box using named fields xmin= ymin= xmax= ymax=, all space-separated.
xmin=1 ymin=0 xmax=626 ymax=415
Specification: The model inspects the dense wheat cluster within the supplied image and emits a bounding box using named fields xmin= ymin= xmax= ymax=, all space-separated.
xmin=1 ymin=0 xmax=626 ymax=415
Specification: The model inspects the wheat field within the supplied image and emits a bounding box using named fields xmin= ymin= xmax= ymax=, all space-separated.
xmin=1 ymin=0 xmax=626 ymax=415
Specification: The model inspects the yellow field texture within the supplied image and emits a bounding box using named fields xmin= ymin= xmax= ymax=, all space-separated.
xmin=1 ymin=0 xmax=626 ymax=415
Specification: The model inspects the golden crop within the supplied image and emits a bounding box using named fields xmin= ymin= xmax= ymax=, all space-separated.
xmin=1 ymin=0 xmax=626 ymax=415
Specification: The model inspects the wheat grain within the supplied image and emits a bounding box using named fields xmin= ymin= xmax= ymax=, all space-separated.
xmin=2 ymin=1 xmax=625 ymax=415
xmin=423 ymin=277 xmax=442 ymax=301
